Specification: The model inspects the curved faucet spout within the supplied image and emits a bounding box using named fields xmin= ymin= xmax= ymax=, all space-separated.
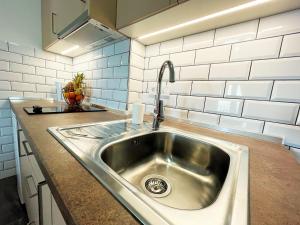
xmin=153 ymin=60 xmax=175 ymax=130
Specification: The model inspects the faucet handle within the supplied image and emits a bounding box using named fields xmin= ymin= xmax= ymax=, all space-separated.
xmin=159 ymin=100 xmax=164 ymax=122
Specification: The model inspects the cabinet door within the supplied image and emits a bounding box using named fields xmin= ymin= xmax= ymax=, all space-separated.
xmin=55 ymin=0 xmax=88 ymax=35
xmin=12 ymin=114 xmax=24 ymax=204
xmin=52 ymin=196 xmax=67 ymax=225
xmin=116 ymin=0 xmax=178 ymax=29
xmin=41 ymin=184 xmax=52 ymax=225
xmin=42 ymin=0 xmax=59 ymax=48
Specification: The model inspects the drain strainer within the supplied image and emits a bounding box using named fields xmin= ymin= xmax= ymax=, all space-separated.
xmin=141 ymin=175 xmax=171 ymax=198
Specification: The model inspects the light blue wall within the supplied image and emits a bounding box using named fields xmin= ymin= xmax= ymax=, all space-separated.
xmin=0 ymin=0 xmax=42 ymax=47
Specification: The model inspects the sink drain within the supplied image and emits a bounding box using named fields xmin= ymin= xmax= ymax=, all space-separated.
xmin=141 ymin=175 xmax=171 ymax=198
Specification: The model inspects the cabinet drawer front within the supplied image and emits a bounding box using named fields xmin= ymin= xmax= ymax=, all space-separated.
xmin=24 ymin=176 xmax=39 ymax=224
xmin=28 ymin=155 xmax=45 ymax=185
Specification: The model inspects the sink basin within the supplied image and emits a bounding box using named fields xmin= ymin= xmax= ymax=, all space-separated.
xmin=48 ymin=120 xmax=249 ymax=225
xmin=101 ymin=132 xmax=230 ymax=210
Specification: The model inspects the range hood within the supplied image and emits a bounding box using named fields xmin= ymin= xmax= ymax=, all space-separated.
xmin=47 ymin=10 xmax=125 ymax=57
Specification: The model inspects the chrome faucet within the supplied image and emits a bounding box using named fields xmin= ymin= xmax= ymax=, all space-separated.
xmin=152 ymin=60 xmax=175 ymax=130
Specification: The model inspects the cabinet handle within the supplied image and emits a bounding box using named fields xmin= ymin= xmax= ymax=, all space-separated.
xmin=18 ymin=130 xmax=26 ymax=157
xmin=52 ymin=12 xmax=57 ymax=35
xmin=25 ymin=175 xmax=38 ymax=198
xmin=22 ymin=141 xmax=33 ymax=156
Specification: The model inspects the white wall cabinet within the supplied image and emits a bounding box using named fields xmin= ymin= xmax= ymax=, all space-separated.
xmin=116 ymin=0 xmax=178 ymax=29
xmin=12 ymin=114 xmax=67 ymax=225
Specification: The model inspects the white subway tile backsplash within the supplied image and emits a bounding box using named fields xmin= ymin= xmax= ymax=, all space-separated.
xmin=164 ymin=107 xmax=188 ymax=119
xmin=280 ymin=33 xmax=300 ymax=57
xmin=164 ymin=95 xmax=177 ymax=107
xmin=183 ymin=30 xmax=214 ymax=51
xmin=92 ymin=70 xmax=102 ymax=79
xmin=210 ymin=61 xmax=251 ymax=80
xmin=131 ymin=53 xmax=145 ymax=69
xmin=243 ymin=100 xmax=299 ymax=124
xmin=169 ymin=81 xmax=191 ymax=95
xmin=56 ymin=55 xmax=72 ymax=65
xmin=130 ymin=67 xmax=143 ymax=80
xmin=107 ymin=79 xmax=120 ymax=90
xmin=149 ymin=55 xmax=169 ymax=69
xmin=57 ymin=71 xmax=72 ymax=79
xmin=36 ymin=84 xmax=55 ymax=93
xmin=36 ymin=67 xmax=56 ymax=77
xmin=219 ymin=116 xmax=264 ymax=133
xmin=146 ymin=44 xmax=160 ymax=57
xmin=131 ymin=40 xmax=145 ymax=57
xmin=24 ymin=92 xmax=46 ymax=99
xmin=0 ymin=81 xmax=11 ymax=90
xmin=121 ymin=53 xmax=129 ymax=66
xmin=192 ymin=81 xmax=225 ymax=97
xmin=180 ymin=65 xmax=209 ymax=80
xmin=34 ymin=49 xmax=56 ymax=61
xmin=114 ymin=39 xmax=130 ymax=54
xmin=0 ymin=118 xmax=11 ymax=128
xmin=8 ymin=43 xmax=34 ymax=56
xmin=102 ymin=68 xmax=113 ymax=78
xmin=0 ymin=51 xmax=22 ymax=63
xmin=271 ymin=81 xmax=300 ymax=103
xmin=195 ymin=45 xmax=230 ymax=64
xmin=0 ymin=109 xmax=11 ymax=118
xmin=112 ymin=90 xmax=128 ymax=102
xmin=205 ymin=98 xmax=243 ymax=116
xmin=108 ymin=55 xmax=122 ymax=67
xmin=0 ymin=61 xmax=9 ymax=71
xmin=46 ymin=77 xmax=63 ymax=85
xmin=250 ymin=57 xmax=300 ymax=80
xmin=0 ymin=100 xmax=10 ymax=108
xmin=114 ymin=66 xmax=129 ymax=78
xmin=231 ymin=37 xmax=282 ymax=61
xmin=177 ymin=96 xmax=205 ymax=111
xmin=46 ymin=61 xmax=64 ymax=70
xmin=97 ymin=58 xmax=108 ymax=69
xmin=23 ymin=56 xmax=45 ymax=67
xmin=160 ymin=38 xmax=183 ymax=54
xmin=215 ymin=20 xmax=258 ymax=45
xmin=128 ymin=91 xmax=141 ymax=103
xmin=0 ymin=71 xmax=22 ymax=82
xmin=188 ymin=111 xmax=219 ymax=126
xmin=103 ymin=45 xmax=115 ymax=57
xmin=258 ymin=9 xmax=300 ymax=38
xmin=10 ymin=63 xmax=35 ymax=74
xmin=264 ymin=122 xmax=300 ymax=148
xmin=0 ymin=91 xmax=23 ymax=99
xmin=225 ymin=81 xmax=273 ymax=100
xmin=144 ymin=69 xmax=157 ymax=81
xmin=129 ymin=79 xmax=143 ymax=92
xmin=11 ymin=82 xmax=35 ymax=92
xmin=170 ymin=51 xmax=195 ymax=66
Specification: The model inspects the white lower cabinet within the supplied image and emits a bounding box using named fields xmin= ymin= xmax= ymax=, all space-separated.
xmin=41 ymin=184 xmax=52 ymax=225
xmin=52 ymin=194 xmax=67 ymax=225
xmin=13 ymin=114 xmax=67 ymax=225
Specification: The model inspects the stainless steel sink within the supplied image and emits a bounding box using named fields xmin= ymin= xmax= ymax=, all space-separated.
xmin=101 ymin=132 xmax=230 ymax=210
xmin=48 ymin=120 xmax=249 ymax=225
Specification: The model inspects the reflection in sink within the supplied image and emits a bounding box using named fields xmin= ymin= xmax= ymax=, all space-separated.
xmin=101 ymin=132 xmax=230 ymax=210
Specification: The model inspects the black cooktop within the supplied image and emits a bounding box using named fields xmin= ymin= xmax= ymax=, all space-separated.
xmin=24 ymin=104 xmax=106 ymax=115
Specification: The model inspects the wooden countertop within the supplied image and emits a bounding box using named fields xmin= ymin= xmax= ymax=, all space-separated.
xmin=10 ymin=99 xmax=300 ymax=225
